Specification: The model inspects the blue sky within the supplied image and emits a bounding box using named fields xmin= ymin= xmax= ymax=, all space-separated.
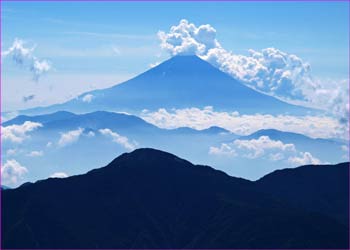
xmin=2 ymin=1 xmax=349 ymax=111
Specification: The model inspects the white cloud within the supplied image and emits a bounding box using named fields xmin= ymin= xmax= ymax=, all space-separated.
xmin=86 ymin=131 xmax=95 ymax=137
xmin=2 ymin=38 xmax=51 ymax=80
xmin=46 ymin=141 xmax=53 ymax=147
xmin=6 ymin=149 xmax=17 ymax=156
xmin=287 ymin=152 xmax=322 ymax=166
xmin=26 ymin=150 xmax=43 ymax=157
xmin=269 ymin=153 xmax=284 ymax=161
xmin=1 ymin=159 xmax=28 ymax=186
xmin=99 ymin=128 xmax=136 ymax=150
xmin=149 ymin=61 xmax=161 ymax=68
xmin=233 ymin=136 xmax=295 ymax=159
xmin=58 ymin=128 xmax=84 ymax=147
xmin=1 ymin=121 xmax=43 ymax=143
xmin=31 ymin=58 xmax=51 ymax=81
xmin=209 ymin=136 xmax=295 ymax=160
xmin=50 ymin=172 xmax=69 ymax=178
xmin=209 ymin=143 xmax=236 ymax=156
xmin=141 ymin=107 xmax=347 ymax=140
xmin=158 ymin=19 xmax=219 ymax=56
xmin=159 ymin=20 xmax=349 ymax=124
xmin=81 ymin=94 xmax=94 ymax=103
xmin=209 ymin=136 xmax=323 ymax=167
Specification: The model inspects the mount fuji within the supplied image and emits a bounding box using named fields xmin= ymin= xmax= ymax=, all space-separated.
xmin=22 ymin=55 xmax=314 ymax=116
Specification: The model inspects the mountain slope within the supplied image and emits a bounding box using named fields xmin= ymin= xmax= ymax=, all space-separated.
xmin=3 ymin=111 xmax=160 ymax=135
xmin=256 ymin=162 xmax=349 ymax=225
xmin=22 ymin=55 xmax=313 ymax=116
xmin=2 ymin=149 xmax=348 ymax=249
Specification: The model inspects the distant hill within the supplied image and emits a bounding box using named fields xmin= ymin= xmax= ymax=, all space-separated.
xmin=2 ymin=149 xmax=348 ymax=249
xmin=21 ymin=55 xmax=314 ymax=116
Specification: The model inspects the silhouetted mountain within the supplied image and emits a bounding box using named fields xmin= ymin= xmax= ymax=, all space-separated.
xmin=2 ymin=149 xmax=348 ymax=249
xmin=22 ymin=55 xmax=313 ymax=116
xmin=256 ymin=162 xmax=349 ymax=225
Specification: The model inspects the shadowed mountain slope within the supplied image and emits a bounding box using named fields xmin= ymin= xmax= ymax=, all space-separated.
xmin=256 ymin=162 xmax=349 ymax=225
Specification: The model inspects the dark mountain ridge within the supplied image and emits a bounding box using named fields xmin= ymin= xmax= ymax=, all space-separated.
xmin=2 ymin=148 xmax=348 ymax=249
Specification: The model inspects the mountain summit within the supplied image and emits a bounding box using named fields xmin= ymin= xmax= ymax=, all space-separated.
xmin=24 ymin=55 xmax=312 ymax=115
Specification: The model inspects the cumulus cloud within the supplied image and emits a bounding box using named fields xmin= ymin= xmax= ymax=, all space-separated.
xmin=99 ymin=128 xmax=137 ymax=150
xmin=287 ymin=152 xmax=322 ymax=166
xmin=81 ymin=94 xmax=94 ymax=103
xmin=26 ymin=150 xmax=43 ymax=157
xmin=50 ymin=172 xmax=69 ymax=178
xmin=86 ymin=131 xmax=95 ymax=137
xmin=158 ymin=19 xmax=219 ymax=56
xmin=58 ymin=128 xmax=84 ymax=147
xmin=141 ymin=107 xmax=347 ymax=139
xmin=233 ymin=136 xmax=295 ymax=159
xmin=1 ymin=159 xmax=28 ymax=186
xmin=2 ymin=38 xmax=51 ymax=80
xmin=209 ymin=136 xmax=322 ymax=167
xmin=2 ymin=121 xmax=43 ymax=143
xmin=209 ymin=143 xmax=236 ymax=156
xmin=158 ymin=20 xmax=349 ymax=124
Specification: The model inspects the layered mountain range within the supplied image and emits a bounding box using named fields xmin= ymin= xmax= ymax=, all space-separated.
xmin=2 ymin=111 xmax=345 ymax=184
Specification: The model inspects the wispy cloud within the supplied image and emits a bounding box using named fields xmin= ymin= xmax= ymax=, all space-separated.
xmin=2 ymin=38 xmax=51 ymax=81
xmin=99 ymin=128 xmax=137 ymax=150
xmin=26 ymin=150 xmax=44 ymax=157
xmin=50 ymin=172 xmax=69 ymax=178
xmin=81 ymin=94 xmax=94 ymax=103
xmin=58 ymin=128 xmax=84 ymax=147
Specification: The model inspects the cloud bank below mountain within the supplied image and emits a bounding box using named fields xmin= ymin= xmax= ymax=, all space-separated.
xmin=141 ymin=106 xmax=347 ymax=140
